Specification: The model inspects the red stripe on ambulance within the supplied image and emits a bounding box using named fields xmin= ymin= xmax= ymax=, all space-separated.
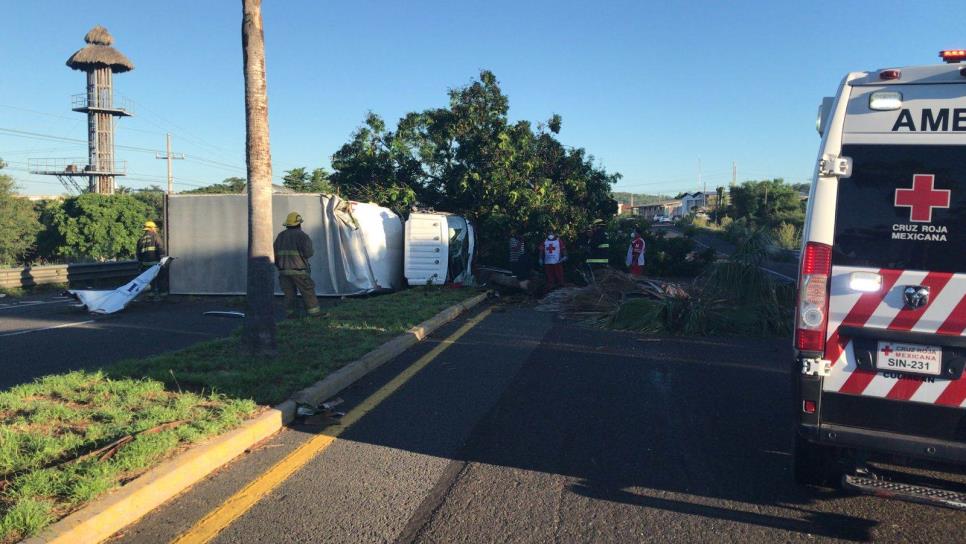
xmin=882 ymin=272 xmax=954 ymax=400
xmin=937 ymin=292 xmax=966 ymax=336
xmin=824 ymin=269 xmax=902 ymax=366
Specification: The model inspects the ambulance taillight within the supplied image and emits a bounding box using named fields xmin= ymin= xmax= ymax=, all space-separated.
xmin=795 ymin=242 xmax=832 ymax=353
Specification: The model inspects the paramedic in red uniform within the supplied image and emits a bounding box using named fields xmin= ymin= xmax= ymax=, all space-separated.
xmin=541 ymin=232 xmax=566 ymax=289
xmin=626 ymin=230 xmax=645 ymax=276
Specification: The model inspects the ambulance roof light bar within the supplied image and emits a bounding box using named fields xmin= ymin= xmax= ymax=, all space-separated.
xmin=879 ymin=69 xmax=901 ymax=81
xmin=939 ymin=49 xmax=966 ymax=63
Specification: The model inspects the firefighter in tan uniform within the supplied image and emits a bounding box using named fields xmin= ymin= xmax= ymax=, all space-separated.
xmin=273 ymin=212 xmax=322 ymax=318
xmin=136 ymin=220 xmax=166 ymax=301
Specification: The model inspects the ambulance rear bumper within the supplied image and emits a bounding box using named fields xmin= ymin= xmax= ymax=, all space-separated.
xmin=799 ymin=423 xmax=966 ymax=465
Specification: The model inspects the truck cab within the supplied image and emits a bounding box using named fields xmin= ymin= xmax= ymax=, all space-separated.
xmin=794 ymin=50 xmax=966 ymax=509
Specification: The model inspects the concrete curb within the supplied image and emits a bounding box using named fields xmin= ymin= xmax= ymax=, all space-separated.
xmin=24 ymin=290 xmax=489 ymax=544
xmin=290 ymin=291 xmax=489 ymax=408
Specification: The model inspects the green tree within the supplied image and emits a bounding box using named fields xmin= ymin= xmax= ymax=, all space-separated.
xmin=728 ymin=178 xmax=804 ymax=228
xmin=42 ymin=194 xmax=155 ymax=261
xmin=330 ymin=112 xmax=417 ymax=211
xmin=282 ymin=167 xmax=332 ymax=193
xmin=714 ymin=186 xmax=725 ymax=224
xmin=131 ymin=185 xmax=165 ymax=226
xmin=282 ymin=167 xmax=309 ymax=191
xmin=308 ymin=167 xmax=332 ymax=193
xmin=330 ymin=71 xmax=618 ymax=259
xmin=0 ymin=159 xmax=42 ymax=266
xmin=183 ymin=177 xmax=247 ymax=194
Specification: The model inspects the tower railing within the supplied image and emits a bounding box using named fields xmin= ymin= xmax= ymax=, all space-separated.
xmin=71 ymin=93 xmax=135 ymax=115
xmin=28 ymin=157 xmax=128 ymax=175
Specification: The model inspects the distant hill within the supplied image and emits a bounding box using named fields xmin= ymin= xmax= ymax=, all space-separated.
xmin=612 ymin=192 xmax=670 ymax=205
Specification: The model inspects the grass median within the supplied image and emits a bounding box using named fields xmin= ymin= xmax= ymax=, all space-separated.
xmin=0 ymin=286 xmax=480 ymax=542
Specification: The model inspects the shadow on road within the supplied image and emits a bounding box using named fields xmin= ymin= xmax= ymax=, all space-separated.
xmin=568 ymin=483 xmax=875 ymax=542
xmin=331 ymin=307 xmax=885 ymax=541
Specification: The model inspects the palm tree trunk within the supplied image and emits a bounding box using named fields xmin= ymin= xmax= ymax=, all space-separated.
xmin=241 ymin=0 xmax=276 ymax=353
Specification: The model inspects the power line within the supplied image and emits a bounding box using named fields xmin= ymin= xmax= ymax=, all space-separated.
xmin=0 ymin=126 xmax=247 ymax=171
xmin=185 ymin=156 xmax=246 ymax=172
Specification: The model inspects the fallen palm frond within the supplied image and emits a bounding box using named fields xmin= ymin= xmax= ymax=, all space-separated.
xmin=538 ymin=264 xmax=794 ymax=337
xmin=536 ymin=269 xmax=688 ymax=322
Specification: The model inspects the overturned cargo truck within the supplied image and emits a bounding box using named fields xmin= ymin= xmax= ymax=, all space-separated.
xmin=167 ymin=194 xmax=403 ymax=295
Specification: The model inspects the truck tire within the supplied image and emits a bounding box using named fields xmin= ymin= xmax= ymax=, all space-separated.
xmin=793 ymin=435 xmax=844 ymax=488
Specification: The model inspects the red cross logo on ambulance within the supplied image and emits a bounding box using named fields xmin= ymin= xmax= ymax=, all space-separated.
xmin=894 ymin=174 xmax=951 ymax=223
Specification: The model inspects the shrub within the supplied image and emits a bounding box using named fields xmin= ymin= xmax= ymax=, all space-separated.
xmin=609 ymin=259 xmax=794 ymax=337
xmin=772 ymin=222 xmax=800 ymax=250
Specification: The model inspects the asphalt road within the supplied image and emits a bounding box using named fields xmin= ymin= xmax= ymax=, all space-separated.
xmin=113 ymin=303 xmax=965 ymax=544
xmin=680 ymin=227 xmax=799 ymax=282
xmin=0 ymin=294 xmax=308 ymax=390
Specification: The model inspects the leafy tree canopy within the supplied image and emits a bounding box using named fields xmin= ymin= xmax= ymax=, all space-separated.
xmin=727 ymin=178 xmax=805 ymax=228
xmin=183 ymin=177 xmax=247 ymax=194
xmin=40 ymin=193 xmax=155 ymax=261
xmin=329 ymin=70 xmax=619 ymax=259
xmin=282 ymin=167 xmax=333 ymax=193
xmin=0 ymin=158 xmax=42 ymax=266
xmin=117 ymin=185 xmax=165 ymax=228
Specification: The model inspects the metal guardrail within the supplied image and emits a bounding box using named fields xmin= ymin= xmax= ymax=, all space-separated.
xmin=0 ymin=261 xmax=140 ymax=289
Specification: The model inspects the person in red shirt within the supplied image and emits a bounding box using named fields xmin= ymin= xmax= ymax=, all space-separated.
xmin=626 ymin=230 xmax=645 ymax=276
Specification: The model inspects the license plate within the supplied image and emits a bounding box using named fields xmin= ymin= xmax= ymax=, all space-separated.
xmin=875 ymin=341 xmax=942 ymax=376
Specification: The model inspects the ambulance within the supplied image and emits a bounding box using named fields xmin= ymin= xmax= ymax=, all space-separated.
xmin=794 ymin=50 xmax=966 ymax=508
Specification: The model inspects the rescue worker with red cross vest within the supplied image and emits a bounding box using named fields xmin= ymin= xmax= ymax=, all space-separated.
xmin=273 ymin=212 xmax=322 ymax=318
xmin=136 ymin=220 xmax=166 ymax=301
xmin=626 ymin=229 xmax=645 ymax=276
xmin=540 ymin=231 xmax=567 ymax=289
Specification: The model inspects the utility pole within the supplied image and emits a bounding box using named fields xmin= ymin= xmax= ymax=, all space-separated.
xmin=155 ymin=133 xmax=185 ymax=194
xmin=731 ymin=161 xmax=737 ymax=187
xmin=697 ymin=157 xmax=702 ymax=193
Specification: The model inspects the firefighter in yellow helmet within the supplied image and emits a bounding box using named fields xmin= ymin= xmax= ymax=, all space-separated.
xmin=136 ymin=220 xmax=166 ymax=301
xmin=273 ymin=212 xmax=322 ymax=318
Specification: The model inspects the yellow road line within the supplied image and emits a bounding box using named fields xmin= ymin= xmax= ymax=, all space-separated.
xmin=171 ymin=306 xmax=493 ymax=544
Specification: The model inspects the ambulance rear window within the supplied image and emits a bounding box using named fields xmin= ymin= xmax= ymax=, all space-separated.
xmin=833 ymin=144 xmax=966 ymax=272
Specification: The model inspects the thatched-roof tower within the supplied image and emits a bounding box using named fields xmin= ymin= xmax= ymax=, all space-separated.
xmin=31 ymin=26 xmax=136 ymax=193
xmin=66 ymin=25 xmax=134 ymax=73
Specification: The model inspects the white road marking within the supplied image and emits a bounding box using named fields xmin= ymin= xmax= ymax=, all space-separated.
xmin=0 ymin=319 xmax=96 ymax=338
xmin=0 ymin=299 xmax=72 ymax=311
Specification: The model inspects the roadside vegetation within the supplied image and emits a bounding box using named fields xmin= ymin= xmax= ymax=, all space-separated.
xmin=542 ymin=213 xmax=794 ymax=338
xmin=0 ymin=373 xmax=255 ymax=543
xmin=111 ymin=287 xmax=476 ymax=404
xmin=0 ymin=286 xmax=478 ymax=541
xmin=609 ymin=256 xmax=795 ymax=336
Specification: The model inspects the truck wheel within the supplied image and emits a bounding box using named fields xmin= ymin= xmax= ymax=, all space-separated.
xmin=793 ymin=436 xmax=843 ymax=488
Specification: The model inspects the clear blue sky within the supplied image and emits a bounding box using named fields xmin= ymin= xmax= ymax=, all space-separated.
xmin=1 ymin=0 xmax=963 ymax=196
